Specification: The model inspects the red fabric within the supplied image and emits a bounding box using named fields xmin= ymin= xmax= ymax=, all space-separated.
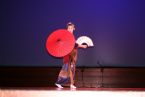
xmin=63 ymin=54 xmax=70 ymax=64
xmin=63 ymin=48 xmax=78 ymax=64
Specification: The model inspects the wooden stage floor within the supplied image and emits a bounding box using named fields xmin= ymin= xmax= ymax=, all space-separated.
xmin=1 ymin=87 xmax=145 ymax=97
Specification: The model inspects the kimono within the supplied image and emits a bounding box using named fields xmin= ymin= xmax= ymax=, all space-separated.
xmin=56 ymin=45 xmax=78 ymax=86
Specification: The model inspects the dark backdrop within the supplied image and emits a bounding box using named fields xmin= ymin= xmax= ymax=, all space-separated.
xmin=0 ymin=0 xmax=145 ymax=67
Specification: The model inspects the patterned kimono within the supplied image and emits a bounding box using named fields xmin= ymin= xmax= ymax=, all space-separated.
xmin=56 ymin=45 xmax=78 ymax=86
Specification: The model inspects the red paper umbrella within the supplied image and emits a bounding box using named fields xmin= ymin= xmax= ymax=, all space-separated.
xmin=46 ymin=29 xmax=75 ymax=57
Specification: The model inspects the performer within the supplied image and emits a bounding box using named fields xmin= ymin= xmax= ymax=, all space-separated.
xmin=55 ymin=22 xmax=87 ymax=88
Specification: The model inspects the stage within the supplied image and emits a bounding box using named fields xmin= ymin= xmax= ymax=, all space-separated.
xmin=1 ymin=67 xmax=145 ymax=97
xmin=1 ymin=87 xmax=145 ymax=97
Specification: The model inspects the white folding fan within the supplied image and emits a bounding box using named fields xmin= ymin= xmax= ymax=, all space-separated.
xmin=76 ymin=36 xmax=94 ymax=47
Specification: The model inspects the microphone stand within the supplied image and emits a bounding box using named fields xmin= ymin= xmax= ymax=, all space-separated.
xmin=97 ymin=61 xmax=104 ymax=88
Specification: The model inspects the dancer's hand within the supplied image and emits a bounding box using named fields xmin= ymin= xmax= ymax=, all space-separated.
xmin=82 ymin=45 xmax=87 ymax=49
xmin=78 ymin=44 xmax=87 ymax=49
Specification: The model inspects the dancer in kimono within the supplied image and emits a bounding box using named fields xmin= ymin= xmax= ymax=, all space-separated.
xmin=55 ymin=22 xmax=87 ymax=88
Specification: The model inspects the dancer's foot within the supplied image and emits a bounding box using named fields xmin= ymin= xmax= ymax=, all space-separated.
xmin=70 ymin=84 xmax=76 ymax=89
xmin=55 ymin=83 xmax=63 ymax=88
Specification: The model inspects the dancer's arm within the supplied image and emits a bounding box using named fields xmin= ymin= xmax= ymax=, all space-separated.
xmin=75 ymin=43 xmax=87 ymax=49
